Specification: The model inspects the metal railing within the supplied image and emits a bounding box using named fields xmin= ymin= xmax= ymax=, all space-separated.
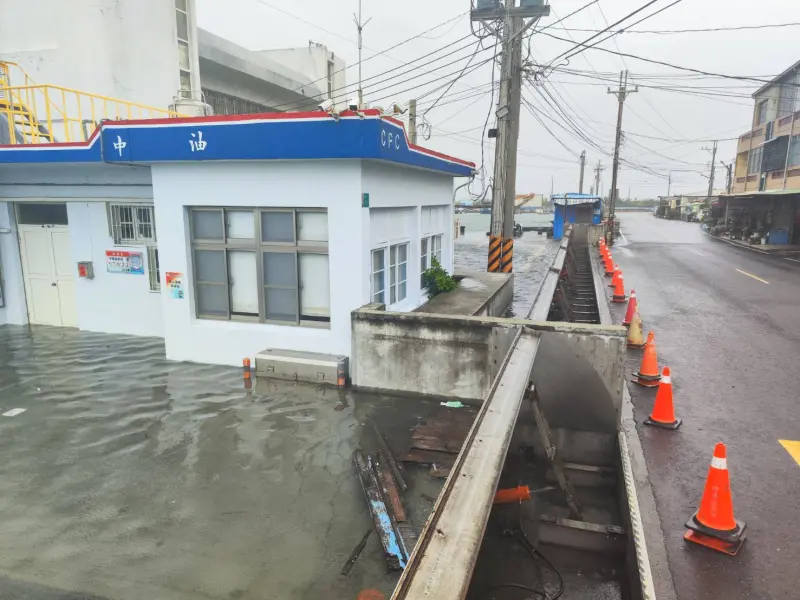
xmin=0 ymin=61 xmax=185 ymax=145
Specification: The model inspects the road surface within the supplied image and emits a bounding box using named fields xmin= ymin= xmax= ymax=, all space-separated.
xmin=613 ymin=213 xmax=800 ymax=600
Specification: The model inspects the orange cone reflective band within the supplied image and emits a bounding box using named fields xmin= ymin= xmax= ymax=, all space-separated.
xmin=604 ymin=256 xmax=614 ymax=276
xmin=633 ymin=332 xmax=661 ymax=386
xmin=644 ymin=367 xmax=681 ymax=430
xmin=684 ymin=443 xmax=747 ymax=555
xmin=609 ymin=265 xmax=620 ymax=288
xmin=627 ymin=311 xmax=646 ymax=349
xmin=623 ymin=289 xmax=638 ymax=326
xmin=612 ymin=275 xmax=627 ymax=303
xmin=494 ymin=485 xmax=532 ymax=505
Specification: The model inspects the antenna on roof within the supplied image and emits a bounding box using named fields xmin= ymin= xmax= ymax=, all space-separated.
xmin=353 ymin=0 xmax=372 ymax=109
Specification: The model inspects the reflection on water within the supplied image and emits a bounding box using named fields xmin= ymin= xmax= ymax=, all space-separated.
xmin=0 ymin=326 xmax=443 ymax=600
xmin=454 ymin=213 xmax=559 ymax=316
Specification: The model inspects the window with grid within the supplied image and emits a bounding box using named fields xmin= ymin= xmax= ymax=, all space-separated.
xmin=189 ymin=208 xmax=330 ymax=325
xmin=747 ymin=146 xmax=763 ymax=174
xmin=202 ymin=88 xmax=271 ymax=116
xmin=389 ymin=243 xmax=408 ymax=305
xmin=790 ymin=135 xmax=800 ymax=168
xmin=175 ymin=0 xmax=192 ymax=96
xmin=420 ymin=234 xmax=443 ymax=288
xmin=109 ymin=203 xmax=160 ymax=291
xmin=372 ymin=249 xmax=386 ymax=303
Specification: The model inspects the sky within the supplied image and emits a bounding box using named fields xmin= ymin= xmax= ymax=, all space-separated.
xmin=196 ymin=0 xmax=799 ymax=200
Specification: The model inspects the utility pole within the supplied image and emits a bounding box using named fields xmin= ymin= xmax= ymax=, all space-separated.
xmin=473 ymin=0 xmax=549 ymax=274
xmin=667 ymin=171 xmax=672 ymax=196
xmin=721 ymin=161 xmax=733 ymax=193
xmin=607 ymin=70 xmax=637 ymax=245
xmin=594 ymin=160 xmax=604 ymax=200
xmin=578 ymin=150 xmax=586 ymax=194
xmin=408 ymin=99 xmax=417 ymax=145
xmin=353 ymin=0 xmax=372 ymax=108
xmin=703 ymin=140 xmax=718 ymax=199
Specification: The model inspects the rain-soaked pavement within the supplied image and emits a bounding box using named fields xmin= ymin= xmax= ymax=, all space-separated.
xmin=0 ymin=222 xmax=558 ymax=600
xmin=0 ymin=327 xmax=446 ymax=600
xmin=612 ymin=213 xmax=800 ymax=600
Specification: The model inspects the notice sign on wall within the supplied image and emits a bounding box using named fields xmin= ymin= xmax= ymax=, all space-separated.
xmin=166 ymin=272 xmax=185 ymax=299
xmin=106 ymin=250 xmax=144 ymax=275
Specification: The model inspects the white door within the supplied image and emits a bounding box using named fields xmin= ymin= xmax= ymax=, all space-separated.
xmin=19 ymin=225 xmax=77 ymax=327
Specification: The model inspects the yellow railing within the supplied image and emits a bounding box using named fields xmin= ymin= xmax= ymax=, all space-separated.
xmin=0 ymin=61 xmax=185 ymax=145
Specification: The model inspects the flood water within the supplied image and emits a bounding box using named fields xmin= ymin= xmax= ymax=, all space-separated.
xmin=455 ymin=212 xmax=559 ymax=316
xmin=0 ymin=222 xmax=557 ymax=600
xmin=0 ymin=327 xmax=445 ymax=600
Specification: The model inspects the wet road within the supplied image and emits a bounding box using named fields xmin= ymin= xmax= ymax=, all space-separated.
xmin=611 ymin=213 xmax=800 ymax=600
xmin=0 ymin=327 xmax=445 ymax=600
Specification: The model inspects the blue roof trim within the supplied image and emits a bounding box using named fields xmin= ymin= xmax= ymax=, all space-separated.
xmin=0 ymin=113 xmax=474 ymax=177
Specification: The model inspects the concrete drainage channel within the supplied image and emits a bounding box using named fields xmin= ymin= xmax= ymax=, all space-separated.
xmin=373 ymin=225 xmax=663 ymax=600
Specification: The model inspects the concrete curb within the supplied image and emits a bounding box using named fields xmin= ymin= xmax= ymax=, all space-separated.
xmin=593 ymin=246 xmax=678 ymax=600
xmin=702 ymin=230 xmax=769 ymax=255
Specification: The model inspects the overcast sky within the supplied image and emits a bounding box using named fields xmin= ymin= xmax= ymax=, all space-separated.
xmin=196 ymin=0 xmax=798 ymax=199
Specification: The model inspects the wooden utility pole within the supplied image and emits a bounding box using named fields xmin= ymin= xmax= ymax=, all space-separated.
xmin=607 ymin=70 xmax=637 ymax=245
xmin=472 ymin=1 xmax=549 ymax=273
xmin=594 ymin=160 xmax=604 ymax=200
xmin=579 ymin=150 xmax=586 ymax=194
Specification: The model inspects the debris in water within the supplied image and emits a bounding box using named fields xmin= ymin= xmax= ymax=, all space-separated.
xmin=340 ymin=528 xmax=372 ymax=576
xmin=440 ymin=401 xmax=465 ymax=408
xmin=369 ymin=419 xmax=407 ymax=491
xmin=429 ymin=464 xmax=451 ymax=479
xmin=402 ymin=406 xmax=477 ymax=469
xmin=353 ymin=449 xmax=407 ymax=571
xmin=374 ymin=450 xmax=407 ymax=522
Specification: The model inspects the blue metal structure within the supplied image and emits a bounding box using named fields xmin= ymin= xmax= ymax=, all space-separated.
xmin=551 ymin=193 xmax=603 ymax=240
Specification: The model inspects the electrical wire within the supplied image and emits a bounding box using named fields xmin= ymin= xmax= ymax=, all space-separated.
xmin=424 ymin=40 xmax=484 ymax=115
xmin=548 ymin=21 xmax=800 ymax=35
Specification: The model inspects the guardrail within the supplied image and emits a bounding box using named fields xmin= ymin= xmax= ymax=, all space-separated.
xmin=0 ymin=61 xmax=184 ymax=144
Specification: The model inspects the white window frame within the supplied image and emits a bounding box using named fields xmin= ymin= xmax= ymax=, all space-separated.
xmin=189 ymin=207 xmax=330 ymax=327
xmin=108 ymin=203 xmax=160 ymax=292
xmin=420 ymin=234 xmax=443 ymax=288
xmin=389 ymin=242 xmax=408 ymax=305
xmin=371 ymin=248 xmax=386 ymax=304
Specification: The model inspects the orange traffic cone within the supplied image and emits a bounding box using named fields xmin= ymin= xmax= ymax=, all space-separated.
xmin=684 ymin=443 xmax=747 ymax=555
xmin=609 ymin=264 xmax=620 ymax=288
xmin=644 ymin=367 xmax=681 ymax=430
xmin=612 ymin=275 xmax=627 ymax=303
xmin=604 ymin=256 xmax=614 ymax=276
xmin=633 ymin=332 xmax=661 ymax=387
xmin=627 ymin=311 xmax=646 ymax=349
xmin=623 ymin=289 xmax=639 ymax=326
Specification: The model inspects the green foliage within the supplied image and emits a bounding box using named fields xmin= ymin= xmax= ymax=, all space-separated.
xmin=422 ymin=257 xmax=459 ymax=298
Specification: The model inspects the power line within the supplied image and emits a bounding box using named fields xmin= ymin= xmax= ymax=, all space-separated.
xmin=551 ymin=21 xmax=800 ymax=35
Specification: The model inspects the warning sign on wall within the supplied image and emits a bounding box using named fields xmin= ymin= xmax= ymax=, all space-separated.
xmin=106 ymin=250 xmax=145 ymax=275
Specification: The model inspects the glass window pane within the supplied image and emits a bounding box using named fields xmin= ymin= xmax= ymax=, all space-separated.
xmin=265 ymin=288 xmax=297 ymax=322
xmin=175 ymin=0 xmax=188 ymax=11
xmin=176 ymin=9 xmax=189 ymax=40
xmin=399 ymin=281 xmax=407 ymax=302
xmin=197 ymin=285 xmax=227 ymax=316
xmin=192 ymin=210 xmax=223 ymax=240
xmin=263 ymin=252 xmax=297 ymax=286
xmin=228 ymin=251 xmax=258 ymax=315
xmin=226 ymin=210 xmax=254 ymax=239
xmin=300 ymin=253 xmax=330 ymax=318
xmin=262 ymin=211 xmax=294 ymax=243
xmin=390 ymin=245 xmax=397 ymax=265
xmin=17 ymin=203 xmax=68 ymax=225
xmin=178 ymin=41 xmax=190 ymax=70
xmin=194 ymin=249 xmax=225 ymax=283
xmin=297 ymin=211 xmax=328 ymax=243
xmin=180 ymin=71 xmax=191 ymax=92
xmin=390 ymin=284 xmax=396 ymax=305
xmin=398 ymin=243 xmax=407 ymax=263
xmin=399 ymin=261 xmax=407 ymax=284
xmin=372 ymin=249 xmax=384 ymax=272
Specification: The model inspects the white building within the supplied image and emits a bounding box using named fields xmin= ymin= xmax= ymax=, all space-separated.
xmin=0 ymin=0 xmax=346 ymax=129
xmin=0 ymin=110 xmax=473 ymax=366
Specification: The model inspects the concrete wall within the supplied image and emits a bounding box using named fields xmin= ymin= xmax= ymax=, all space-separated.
xmin=261 ymin=46 xmax=346 ymax=107
xmin=66 ymin=202 xmax=164 ymax=337
xmin=0 ymin=202 xmax=28 ymax=325
xmin=0 ymin=0 xmax=190 ymax=110
xmin=0 ymin=165 xmax=153 ymax=200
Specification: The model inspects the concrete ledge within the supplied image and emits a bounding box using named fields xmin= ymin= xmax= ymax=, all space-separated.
xmin=415 ymin=271 xmax=513 ymax=317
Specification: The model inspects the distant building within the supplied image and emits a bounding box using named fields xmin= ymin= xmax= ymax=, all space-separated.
xmin=726 ymin=60 xmax=800 ymax=244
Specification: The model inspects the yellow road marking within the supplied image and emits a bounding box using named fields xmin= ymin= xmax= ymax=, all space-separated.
xmin=735 ymin=268 xmax=770 ymax=284
xmin=779 ymin=440 xmax=800 ymax=467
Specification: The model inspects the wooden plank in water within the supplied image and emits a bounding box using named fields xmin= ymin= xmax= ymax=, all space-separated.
xmin=408 ymin=433 xmax=465 ymax=454
xmin=353 ymin=450 xmax=407 ymax=571
xmin=402 ymin=448 xmax=457 ymax=469
xmin=375 ymin=449 xmax=407 ymax=522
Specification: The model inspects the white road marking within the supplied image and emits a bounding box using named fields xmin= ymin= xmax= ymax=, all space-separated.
xmin=735 ymin=268 xmax=770 ymax=285
xmin=619 ymin=230 xmax=629 ymax=244
xmin=785 ymin=257 xmax=800 ymax=263
xmin=2 ymin=408 xmax=26 ymax=417
xmin=689 ymin=249 xmax=705 ymax=256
